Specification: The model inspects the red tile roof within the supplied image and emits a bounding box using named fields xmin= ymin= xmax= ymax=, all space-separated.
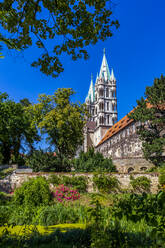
xmin=96 ymin=110 xmax=134 ymax=147
xmin=96 ymin=101 xmax=165 ymax=148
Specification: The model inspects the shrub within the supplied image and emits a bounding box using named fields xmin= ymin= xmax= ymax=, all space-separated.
xmin=48 ymin=174 xmax=61 ymax=185
xmin=0 ymin=206 xmax=11 ymax=225
xmin=52 ymin=185 xmax=80 ymax=202
xmin=61 ymin=175 xmax=87 ymax=193
xmin=26 ymin=149 xmax=71 ymax=172
xmin=93 ymin=174 xmax=120 ymax=193
xmin=73 ymin=148 xmax=116 ymax=172
xmin=112 ymin=191 xmax=165 ymax=226
xmin=10 ymin=153 xmax=25 ymax=166
xmin=13 ymin=176 xmax=51 ymax=208
xmin=0 ymin=192 xmax=11 ymax=205
xmin=159 ymin=167 xmax=165 ymax=187
xmin=48 ymin=174 xmax=88 ymax=193
xmin=0 ymin=168 xmax=15 ymax=180
xmin=130 ymin=176 xmax=151 ymax=193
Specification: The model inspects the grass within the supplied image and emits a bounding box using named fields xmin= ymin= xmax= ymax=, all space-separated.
xmin=0 ymin=223 xmax=86 ymax=236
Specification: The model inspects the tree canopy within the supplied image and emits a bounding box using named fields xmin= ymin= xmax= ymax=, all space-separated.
xmin=129 ymin=75 xmax=165 ymax=167
xmin=0 ymin=93 xmax=40 ymax=164
xmin=73 ymin=147 xmax=116 ymax=172
xmin=0 ymin=0 xmax=119 ymax=77
xmin=30 ymin=88 xmax=88 ymax=160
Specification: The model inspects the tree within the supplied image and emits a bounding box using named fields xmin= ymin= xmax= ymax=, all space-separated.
xmin=0 ymin=93 xmax=40 ymax=164
xmin=0 ymin=0 xmax=119 ymax=77
xmin=0 ymin=10 xmax=20 ymax=58
xmin=20 ymin=98 xmax=31 ymax=107
xmin=73 ymin=147 xmax=116 ymax=172
xmin=129 ymin=75 xmax=165 ymax=167
xmin=30 ymin=88 xmax=87 ymax=161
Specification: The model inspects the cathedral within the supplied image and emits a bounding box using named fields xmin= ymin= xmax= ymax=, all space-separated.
xmin=84 ymin=50 xmax=154 ymax=173
xmin=84 ymin=49 xmax=118 ymax=149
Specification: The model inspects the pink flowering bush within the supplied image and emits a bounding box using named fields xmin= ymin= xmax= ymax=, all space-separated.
xmin=52 ymin=184 xmax=80 ymax=202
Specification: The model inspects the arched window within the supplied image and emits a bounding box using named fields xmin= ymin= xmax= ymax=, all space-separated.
xmin=107 ymin=115 xmax=109 ymax=124
xmin=95 ymin=94 xmax=97 ymax=101
xmin=128 ymin=167 xmax=134 ymax=173
xmin=106 ymin=88 xmax=109 ymax=97
xmin=102 ymin=116 xmax=104 ymax=124
xmin=95 ymin=107 xmax=97 ymax=115
xmin=102 ymin=103 xmax=104 ymax=111
xmin=99 ymin=89 xmax=104 ymax=97
xmin=107 ymin=102 xmax=109 ymax=111
xmin=99 ymin=116 xmax=101 ymax=124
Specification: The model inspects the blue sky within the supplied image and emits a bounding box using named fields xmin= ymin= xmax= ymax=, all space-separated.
xmin=0 ymin=0 xmax=165 ymax=121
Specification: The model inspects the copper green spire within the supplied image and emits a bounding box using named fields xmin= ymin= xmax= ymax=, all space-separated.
xmin=85 ymin=73 xmax=95 ymax=103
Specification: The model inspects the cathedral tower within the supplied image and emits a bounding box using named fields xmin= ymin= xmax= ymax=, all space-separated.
xmin=85 ymin=49 xmax=118 ymax=147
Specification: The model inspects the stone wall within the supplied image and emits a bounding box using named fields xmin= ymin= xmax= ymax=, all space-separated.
xmin=96 ymin=122 xmax=143 ymax=159
xmin=113 ymin=158 xmax=154 ymax=173
xmin=0 ymin=171 xmax=159 ymax=194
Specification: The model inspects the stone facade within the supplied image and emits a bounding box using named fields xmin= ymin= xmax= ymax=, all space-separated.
xmin=96 ymin=121 xmax=142 ymax=159
xmin=95 ymin=117 xmax=155 ymax=172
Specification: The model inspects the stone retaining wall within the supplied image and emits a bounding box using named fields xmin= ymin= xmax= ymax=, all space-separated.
xmin=113 ymin=158 xmax=154 ymax=173
xmin=0 ymin=171 xmax=159 ymax=194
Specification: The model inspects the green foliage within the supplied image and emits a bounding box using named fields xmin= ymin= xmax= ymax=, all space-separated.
xmin=0 ymin=167 xmax=15 ymax=179
xmin=48 ymin=174 xmax=87 ymax=193
xmin=130 ymin=176 xmax=151 ymax=193
xmin=0 ymin=206 xmax=11 ymax=225
xmin=30 ymin=88 xmax=87 ymax=162
xmin=129 ymin=75 xmax=165 ymax=166
xmin=73 ymin=148 xmax=116 ymax=172
xmin=93 ymin=174 xmax=119 ymax=193
xmin=112 ymin=192 xmax=165 ymax=228
xmin=159 ymin=167 xmax=165 ymax=187
xmin=62 ymin=175 xmax=87 ymax=193
xmin=0 ymin=93 xmax=40 ymax=164
xmin=0 ymin=192 xmax=11 ymax=205
xmin=13 ymin=177 xmax=51 ymax=208
xmin=34 ymin=204 xmax=87 ymax=226
xmin=26 ymin=150 xmax=71 ymax=172
xmin=0 ymin=0 xmax=119 ymax=77
xmin=9 ymin=206 xmax=39 ymax=225
xmin=0 ymin=226 xmax=90 ymax=248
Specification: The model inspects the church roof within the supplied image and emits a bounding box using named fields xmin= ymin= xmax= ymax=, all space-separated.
xmin=96 ymin=110 xmax=134 ymax=147
xmin=99 ymin=48 xmax=111 ymax=81
xmin=96 ymin=101 xmax=165 ymax=147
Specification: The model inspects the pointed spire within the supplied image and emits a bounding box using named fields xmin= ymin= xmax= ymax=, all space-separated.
xmin=91 ymin=73 xmax=93 ymax=82
xmin=110 ymin=68 xmax=116 ymax=81
xmin=95 ymin=72 xmax=99 ymax=84
xmin=85 ymin=73 xmax=95 ymax=103
xmin=99 ymin=49 xmax=111 ymax=81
